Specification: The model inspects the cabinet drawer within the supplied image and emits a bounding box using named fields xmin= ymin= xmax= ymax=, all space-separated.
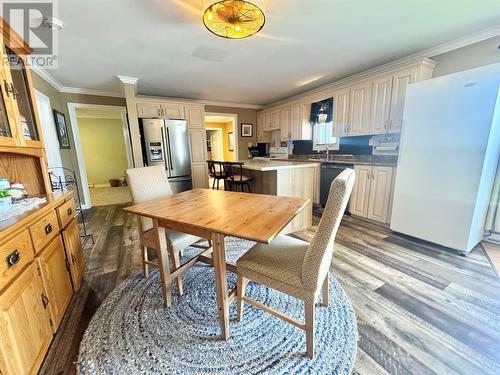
xmin=0 ymin=230 xmax=34 ymax=292
xmin=56 ymin=199 xmax=76 ymax=229
xmin=29 ymin=210 xmax=60 ymax=254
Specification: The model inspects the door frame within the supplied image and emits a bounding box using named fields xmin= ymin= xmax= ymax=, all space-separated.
xmin=204 ymin=112 xmax=238 ymax=160
xmin=67 ymin=103 xmax=132 ymax=209
xmin=34 ymin=90 xmax=65 ymax=181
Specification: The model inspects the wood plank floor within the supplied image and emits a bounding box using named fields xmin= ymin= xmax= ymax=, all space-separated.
xmin=39 ymin=204 xmax=500 ymax=375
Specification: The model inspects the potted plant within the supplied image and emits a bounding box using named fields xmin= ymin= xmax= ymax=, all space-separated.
xmin=0 ymin=189 xmax=11 ymax=212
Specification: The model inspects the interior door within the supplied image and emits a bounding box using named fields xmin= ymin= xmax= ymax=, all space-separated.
xmin=165 ymin=120 xmax=192 ymax=178
xmin=209 ymin=130 xmax=223 ymax=160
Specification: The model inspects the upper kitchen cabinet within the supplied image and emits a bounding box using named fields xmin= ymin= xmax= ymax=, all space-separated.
xmin=256 ymin=113 xmax=271 ymax=143
xmin=369 ymin=75 xmax=393 ymax=134
xmin=136 ymin=100 xmax=185 ymax=119
xmin=290 ymin=103 xmax=312 ymax=141
xmin=348 ymin=81 xmax=372 ymax=136
xmin=184 ymin=104 xmax=204 ymax=128
xmin=0 ymin=55 xmax=17 ymax=147
xmin=388 ymin=67 xmax=418 ymax=132
xmin=270 ymin=110 xmax=280 ymax=131
xmin=279 ymin=106 xmax=291 ymax=141
xmin=263 ymin=112 xmax=271 ymax=131
xmin=332 ymin=88 xmax=350 ymax=138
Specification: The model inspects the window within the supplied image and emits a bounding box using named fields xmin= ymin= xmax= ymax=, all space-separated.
xmin=313 ymin=121 xmax=339 ymax=150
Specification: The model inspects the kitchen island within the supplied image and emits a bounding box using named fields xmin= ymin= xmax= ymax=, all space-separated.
xmin=241 ymin=160 xmax=318 ymax=233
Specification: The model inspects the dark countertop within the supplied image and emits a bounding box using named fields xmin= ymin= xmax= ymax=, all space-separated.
xmin=279 ymin=155 xmax=398 ymax=167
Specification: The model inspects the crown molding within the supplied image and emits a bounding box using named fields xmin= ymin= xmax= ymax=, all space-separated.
xmin=265 ymin=26 xmax=500 ymax=108
xmin=116 ymin=75 xmax=139 ymax=86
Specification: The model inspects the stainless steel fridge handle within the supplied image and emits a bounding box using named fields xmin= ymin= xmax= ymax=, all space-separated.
xmin=165 ymin=128 xmax=174 ymax=169
xmin=160 ymin=127 xmax=170 ymax=170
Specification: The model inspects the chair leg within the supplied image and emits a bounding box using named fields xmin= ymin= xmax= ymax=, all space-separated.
xmin=322 ymin=275 xmax=329 ymax=307
xmin=141 ymin=245 xmax=149 ymax=278
xmin=305 ymin=302 xmax=315 ymax=358
xmin=237 ymin=274 xmax=248 ymax=322
xmin=168 ymin=245 xmax=184 ymax=296
xmin=212 ymin=177 xmax=216 ymax=189
xmin=216 ymin=178 xmax=220 ymax=190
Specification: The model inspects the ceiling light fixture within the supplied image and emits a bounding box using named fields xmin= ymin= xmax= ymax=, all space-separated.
xmin=202 ymin=0 xmax=266 ymax=39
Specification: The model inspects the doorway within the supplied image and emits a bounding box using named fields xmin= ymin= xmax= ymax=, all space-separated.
xmin=204 ymin=114 xmax=237 ymax=162
xmin=67 ymin=103 xmax=133 ymax=208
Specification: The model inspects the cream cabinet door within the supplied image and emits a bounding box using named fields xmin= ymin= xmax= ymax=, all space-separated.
xmin=184 ymin=105 xmax=204 ymax=128
xmin=263 ymin=112 xmax=271 ymax=131
xmin=367 ymin=166 xmax=394 ymax=223
xmin=290 ymin=103 xmax=301 ymax=140
xmin=257 ymin=113 xmax=271 ymax=143
xmin=0 ymin=264 xmax=52 ymax=375
xmin=350 ymin=165 xmax=372 ymax=217
xmin=370 ymin=75 xmax=393 ymax=134
xmin=137 ymin=102 xmax=162 ymax=118
xmin=389 ymin=67 xmax=417 ymax=132
xmin=163 ymin=103 xmax=185 ymax=119
xmin=349 ymin=82 xmax=371 ymax=136
xmin=192 ymin=163 xmax=208 ymax=188
xmin=270 ymin=110 xmax=280 ymax=130
xmin=37 ymin=236 xmax=73 ymax=332
xmin=333 ymin=88 xmax=350 ymax=137
xmin=189 ymin=128 xmax=207 ymax=164
xmin=280 ymin=107 xmax=291 ymax=141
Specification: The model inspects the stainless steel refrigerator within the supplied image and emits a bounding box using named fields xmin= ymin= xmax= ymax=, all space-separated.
xmin=141 ymin=118 xmax=193 ymax=193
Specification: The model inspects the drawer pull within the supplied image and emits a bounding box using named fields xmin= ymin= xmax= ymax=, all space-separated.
xmin=5 ymin=250 xmax=20 ymax=268
xmin=67 ymin=207 xmax=73 ymax=216
xmin=41 ymin=293 xmax=49 ymax=309
xmin=71 ymin=254 xmax=77 ymax=264
xmin=44 ymin=223 xmax=53 ymax=235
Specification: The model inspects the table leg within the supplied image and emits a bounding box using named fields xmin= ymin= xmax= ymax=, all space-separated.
xmin=153 ymin=219 xmax=172 ymax=307
xmin=212 ymin=232 xmax=230 ymax=340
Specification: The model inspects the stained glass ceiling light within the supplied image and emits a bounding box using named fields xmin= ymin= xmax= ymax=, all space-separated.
xmin=202 ymin=0 xmax=266 ymax=39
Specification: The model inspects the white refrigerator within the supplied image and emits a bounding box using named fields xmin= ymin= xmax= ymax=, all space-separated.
xmin=390 ymin=63 xmax=500 ymax=254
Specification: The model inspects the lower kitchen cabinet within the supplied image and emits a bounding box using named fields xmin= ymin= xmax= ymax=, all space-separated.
xmin=37 ymin=236 xmax=73 ymax=331
xmin=62 ymin=219 xmax=85 ymax=291
xmin=350 ymin=165 xmax=395 ymax=223
xmin=0 ymin=264 xmax=52 ymax=375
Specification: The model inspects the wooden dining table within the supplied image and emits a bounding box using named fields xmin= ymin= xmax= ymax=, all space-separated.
xmin=124 ymin=188 xmax=309 ymax=340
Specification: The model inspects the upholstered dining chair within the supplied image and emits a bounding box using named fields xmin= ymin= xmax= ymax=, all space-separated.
xmin=126 ymin=165 xmax=211 ymax=307
xmin=236 ymin=169 xmax=355 ymax=358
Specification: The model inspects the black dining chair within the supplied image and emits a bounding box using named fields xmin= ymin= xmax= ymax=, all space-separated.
xmin=207 ymin=160 xmax=228 ymax=190
xmin=223 ymin=162 xmax=254 ymax=193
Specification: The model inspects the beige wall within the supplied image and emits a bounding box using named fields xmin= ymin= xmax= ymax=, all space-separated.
xmin=77 ymin=117 xmax=128 ymax=186
xmin=205 ymin=106 xmax=257 ymax=161
xmin=431 ymin=35 xmax=500 ymax=77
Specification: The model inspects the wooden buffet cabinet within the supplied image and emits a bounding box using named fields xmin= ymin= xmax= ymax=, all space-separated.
xmin=0 ymin=19 xmax=85 ymax=375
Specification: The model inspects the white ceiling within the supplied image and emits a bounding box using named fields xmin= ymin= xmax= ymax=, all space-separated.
xmin=46 ymin=0 xmax=500 ymax=105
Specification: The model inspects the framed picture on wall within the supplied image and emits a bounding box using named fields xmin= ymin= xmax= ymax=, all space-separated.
xmin=53 ymin=110 xmax=70 ymax=149
xmin=241 ymin=123 xmax=253 ymax=137
xmin=228 ymin=132 xmax=235 ymax=151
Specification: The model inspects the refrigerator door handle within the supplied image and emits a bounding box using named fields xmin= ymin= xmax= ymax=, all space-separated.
xmin=165 ymin=127 xmax=174 ymax=170
xmin=160 ymin=126 xmax=171 ymax=176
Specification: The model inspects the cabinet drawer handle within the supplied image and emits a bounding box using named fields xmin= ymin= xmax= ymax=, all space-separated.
xmin=44 ymin=223 xmax=53 ymax=235
xmin=41 ymin=293 xmax=49 ymax=309
xmin=67 ymin=207 xmax=73 ymax=216
xmin=5 ymin=250 xmax=20 ymax=268
xmin=71 ymin=254 xmax=77 ymax=264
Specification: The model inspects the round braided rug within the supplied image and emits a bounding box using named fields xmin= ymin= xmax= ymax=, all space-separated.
xmin=78 ymin=238 xmax=357 ymax=374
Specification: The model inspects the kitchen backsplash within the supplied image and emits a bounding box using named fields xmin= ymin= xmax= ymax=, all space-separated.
xmin=293 ymin=136 xmax=373 ymax=155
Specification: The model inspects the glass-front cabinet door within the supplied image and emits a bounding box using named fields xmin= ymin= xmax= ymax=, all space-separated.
xmin=5 ymin=47 xmax=43 ymax=147
xmin=0 ymin=47 xmax=19 ymax=146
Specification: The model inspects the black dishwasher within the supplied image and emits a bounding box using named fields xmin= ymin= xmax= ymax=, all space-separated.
xmin=320 ymin=163 xmax=354 ymax=207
